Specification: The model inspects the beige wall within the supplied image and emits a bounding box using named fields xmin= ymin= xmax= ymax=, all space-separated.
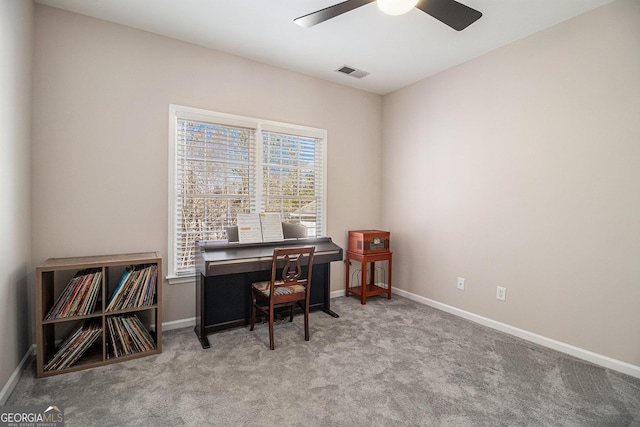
xmin=32 ymin=5 xmax=383 ymax=323
xmin=382 ymin=0 xmax=640 ymax=366
xmin=0 ymin=0 xmax=34 ymax=401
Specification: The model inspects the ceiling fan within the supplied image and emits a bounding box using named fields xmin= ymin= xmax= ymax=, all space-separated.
xmin=294 ymin=0 xmax=482 ymax=31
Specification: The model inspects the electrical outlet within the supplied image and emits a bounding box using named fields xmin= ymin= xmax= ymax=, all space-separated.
xmin=457 ymin=277 xmax=465 ymax=291
xmin=496 ymin=286 xmax=506 ymax=301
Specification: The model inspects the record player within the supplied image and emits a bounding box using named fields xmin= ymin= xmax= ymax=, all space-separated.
xmin=348 ymin=230 xmax=390 ymax=254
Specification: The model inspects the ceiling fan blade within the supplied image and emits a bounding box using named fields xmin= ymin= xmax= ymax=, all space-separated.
xmin=294 ymin=0 xmax=375 ymax=28
xmin=416 ymin=0 xmax=482 ymax=31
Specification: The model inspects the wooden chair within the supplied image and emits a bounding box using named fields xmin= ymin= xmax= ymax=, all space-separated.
xmin=250 ymin=246 xmax=315 ymax=350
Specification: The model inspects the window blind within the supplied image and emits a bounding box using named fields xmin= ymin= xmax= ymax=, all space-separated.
xmin=261 ymin=130 xmax=324 ymax=237
xmin=175 ymin=118 xmax=256 ymax=273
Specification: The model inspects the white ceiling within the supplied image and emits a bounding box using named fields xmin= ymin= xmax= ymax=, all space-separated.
xmin=35 ymin=0 xmax=614 ymax=95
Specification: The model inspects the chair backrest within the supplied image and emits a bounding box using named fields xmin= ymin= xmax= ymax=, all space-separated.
xmin=270 ymin=246 xmax=315 ymax=296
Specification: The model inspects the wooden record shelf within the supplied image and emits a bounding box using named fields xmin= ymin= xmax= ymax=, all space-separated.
xmin=35 ymin=252 xmax=162 ymax=378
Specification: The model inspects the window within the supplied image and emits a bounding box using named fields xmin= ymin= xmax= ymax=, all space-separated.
xmin=262 ymin=129 xmax=325 ymax=237
xmin=168 ymin=105 xmax=327 ymax=282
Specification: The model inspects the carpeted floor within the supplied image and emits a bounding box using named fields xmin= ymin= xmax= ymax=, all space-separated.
xmin=7 ymin=296 xmax=640 ymax=426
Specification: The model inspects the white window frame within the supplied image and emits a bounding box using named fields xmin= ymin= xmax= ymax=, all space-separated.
xmin=167 ymin=104 xmax=328 ymax=284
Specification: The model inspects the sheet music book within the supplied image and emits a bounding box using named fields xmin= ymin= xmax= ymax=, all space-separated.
xmin=236 ymin=213 xmax=284 ymax=243
xmin=260 ymin=213 xmax=284 ymax=242
xmin=237 ymin=213 xmax=264 ymax=243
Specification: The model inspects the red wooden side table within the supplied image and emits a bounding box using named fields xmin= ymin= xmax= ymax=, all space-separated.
xmin=345 ymin=230 xmax=392 ymax=304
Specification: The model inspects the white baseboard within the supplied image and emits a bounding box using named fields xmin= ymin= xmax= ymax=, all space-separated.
xmin=0 ymin=344 xmax=35 ymax=405
xmin=161 ymin=317 xmax=196 ymax=331
xmin=390 ymin=287 xmax=640 ymax=379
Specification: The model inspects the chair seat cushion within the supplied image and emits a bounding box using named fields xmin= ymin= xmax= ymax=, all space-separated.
xmin=252 ymin=280 xmax=306 ymax=297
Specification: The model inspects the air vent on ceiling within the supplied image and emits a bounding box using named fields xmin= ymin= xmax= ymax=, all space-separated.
xmin=336 ymin=65 xmax=369 ymax=79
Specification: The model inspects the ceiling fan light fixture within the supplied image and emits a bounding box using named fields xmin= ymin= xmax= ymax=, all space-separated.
xmin=377 ymin=0 xmax=419 ymax=16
